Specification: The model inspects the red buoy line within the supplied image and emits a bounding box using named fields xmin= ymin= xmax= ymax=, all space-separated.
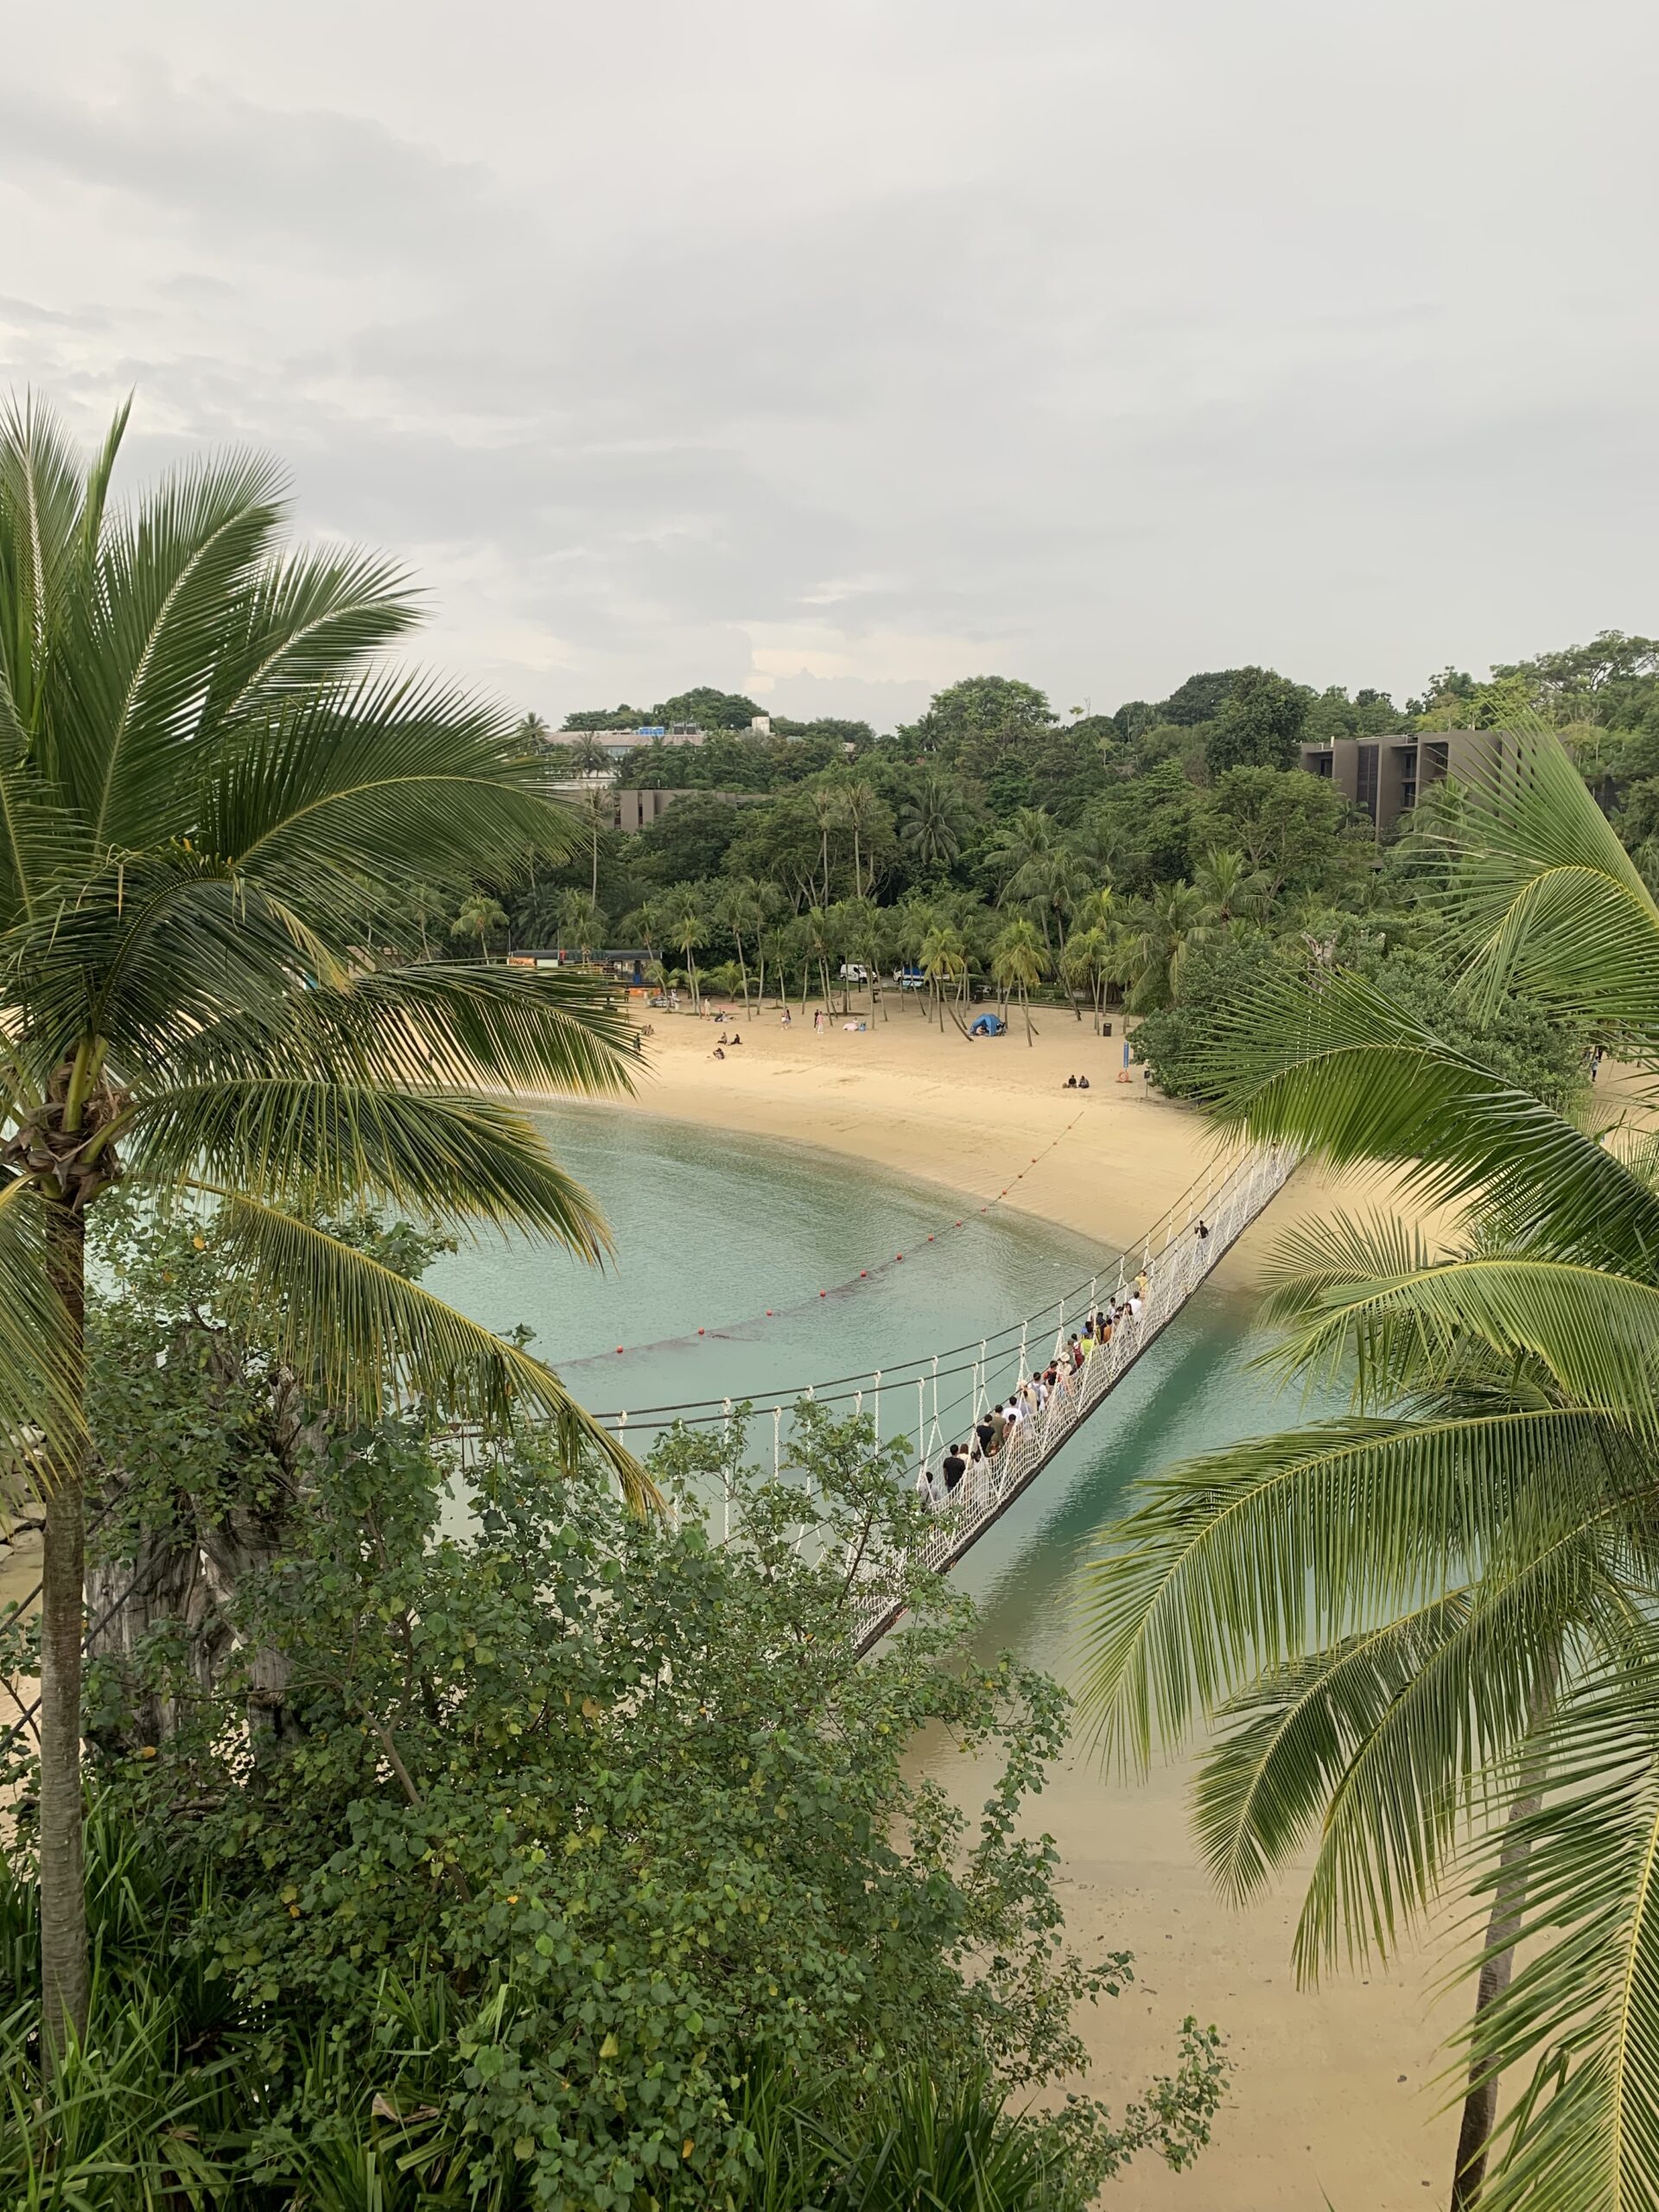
xmin=555 ymin=1109 xmax=1091 ymax=1378
xmin=564 ymin=1135 xmax=1253 ymax=1428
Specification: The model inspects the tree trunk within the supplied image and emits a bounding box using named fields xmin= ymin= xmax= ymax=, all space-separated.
xmin=39 ymin=1203 xmax=88 ymax=2075
xmin=1452 ymin=1670 xmax=1554 ymax=2207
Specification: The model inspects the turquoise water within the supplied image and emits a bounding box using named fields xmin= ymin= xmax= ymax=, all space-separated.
xmin=429 ymin=1106 xmax=1317 ymax=1676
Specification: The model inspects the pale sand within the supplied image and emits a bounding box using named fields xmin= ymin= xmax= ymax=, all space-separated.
xmin=562 ymin=1004 xmax=1465 ymax=2208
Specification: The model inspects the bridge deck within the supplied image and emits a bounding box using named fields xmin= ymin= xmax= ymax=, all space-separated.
xmin=851 ymin=1142 xmax=1298 ymax=1654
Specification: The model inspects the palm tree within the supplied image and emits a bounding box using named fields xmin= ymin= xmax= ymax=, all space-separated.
xmin=1122 ymin=880 xmax=1204 ymax=1008
xmin=714 ymin=879 xmax=767 ymax=1012
xmin=556 ymin=888 xmax=605 ymax=964
xmin=563 ymin=734 xmax=615 ymax=900
xmin=513 ymin=710 xmax=551 ymax=746
xmin=991 ymin=806 xmax=1055 ymax=894
xmin=919 ymin=921 xmax=967 ymax=1030
xmin=0 ymin=397 xmax=646 ymax=2072
xmin=899 ymin=769 xmax=973 ymax=872
xmin=663 ymin=885 xmax=708 ymax=1009
xmin=1004 ymin=845 xmax=1090 ymax=959
xmin=1080 ymin=727 xmax=1659 ymax=2207
xmin=451 ymin=890 xmax=508 ymax=962
xmin=839 ymin=779 xmax=890 ymax=899
xmin=1192 ymin=845 xmax=1271 ymax=930
xmin=991 ymin=916 xmax=1046 ymax=1044
xmin=1058 ymin=925 xmax=1111 ymax=1029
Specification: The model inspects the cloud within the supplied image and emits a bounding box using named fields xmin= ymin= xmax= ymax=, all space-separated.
xmin=1 ymin=2 xmax=1656 ymax=723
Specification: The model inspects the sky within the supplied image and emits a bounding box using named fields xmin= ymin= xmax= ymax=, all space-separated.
xmin=3 ymin=0 xmax=1656 ymax=731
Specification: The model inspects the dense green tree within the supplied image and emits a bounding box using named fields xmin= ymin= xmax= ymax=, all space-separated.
xmin=1196 ymin=765 xmax=1367 ymax=903
xmin=651 ymin=684 xmax=763 ymax=730
xmin=561 ymin=702 xmax=644 ymax=731
xmin=1204 ymin=666 xmax=1313 ymax=776
xmin=1159 ymin=670 xmax=1242 ymax=727
xmin=635 ymin=791 xmax=747 ymax=883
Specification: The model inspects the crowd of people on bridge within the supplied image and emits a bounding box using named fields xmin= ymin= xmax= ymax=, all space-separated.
xmin=913 ymin=1268 xmax=1160 ymax=1513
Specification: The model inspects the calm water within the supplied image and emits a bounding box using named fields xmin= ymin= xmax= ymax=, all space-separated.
xmin=431 ymin=1107 xmax=1324 ymax=1681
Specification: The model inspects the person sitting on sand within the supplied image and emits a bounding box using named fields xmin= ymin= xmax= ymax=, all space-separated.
xmin=712 ymin=1046 xmax=726 ymax=1060
xmin=1065 ymin=1074 xmax=1077 ymax=1088
xmin=729 ymin=1031 xmax=741 ymax=1045
xmin=1077 ymin=1074 xmax=1090 ymax=1090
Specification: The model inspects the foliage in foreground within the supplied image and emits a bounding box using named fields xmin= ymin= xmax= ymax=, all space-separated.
xmin=2 ymin=1377 xmax=1225 ymax=2207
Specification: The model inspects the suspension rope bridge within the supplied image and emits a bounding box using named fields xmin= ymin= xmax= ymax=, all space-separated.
xmin=580 ymin=1138 xmax=1300 ymax=1654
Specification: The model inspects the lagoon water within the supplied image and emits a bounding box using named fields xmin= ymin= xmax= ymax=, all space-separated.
xmin=431 ymin=1104 xmax=1320 ymax=1681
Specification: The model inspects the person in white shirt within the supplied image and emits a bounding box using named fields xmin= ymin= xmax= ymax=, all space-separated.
xmin=1128 ymin=1292 xmax=1145 ymax=1323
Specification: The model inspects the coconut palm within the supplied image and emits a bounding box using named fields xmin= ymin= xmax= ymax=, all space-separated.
xmin=991 ymin=806 xmax=1055 ymax=896
xmin=451 ymin=890 xmax=508 ymax=961
xmin=835 ymin=779 xmax=885 ymax=899
xmin=661 ymin=885 xmax=709 ymax=1009
xmin=899 ymin=769 xmax=974 ymax=871
xmin=714 ymin=878 xmax=768 ymax=1012
xmin=0 ymin=398 xmax=647 ymax=2072
xmin=991 ymin=917 xmax=1046 ymax=1045
xmin=1122 ymin=879 xmax=1204 ymax=1008
xmin=513 ymin=710 xmax=551 ymax=746
xmin=1192 ymin=845 xmax=1272 ymax=930
xmin=556 ymin=888 xmax=605 ymax=964
xmin=1080 ymin=728 xmax=1659 ymax=2208
xmin=919 ymin=920 xmax=968 ymax=1031
xmin=1058 ymin=924 xmax=1113 ymax=1030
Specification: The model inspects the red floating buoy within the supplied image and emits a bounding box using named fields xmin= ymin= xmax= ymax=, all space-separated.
xmin=766 ymin=1308 xmax=773 ymax=1316
xmin=819 ymin=1289 xmax=827 ymax=1298
xmin=697 ymin=1326 xmax=705 ymax=1335
xmin=927 ymin=1234 xmax=934 ymax=1242
xmin=896 ymin=1253 xmax=904 ymax=1262
xmin=860 ymin=1268 xmax=868 ymax=1277
xmin=616 ymin=1345 xmax=624 ymax=1354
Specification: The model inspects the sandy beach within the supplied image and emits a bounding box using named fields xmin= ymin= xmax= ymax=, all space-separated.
xmin=587 ymin=1002 xmax=1463 ymax=2209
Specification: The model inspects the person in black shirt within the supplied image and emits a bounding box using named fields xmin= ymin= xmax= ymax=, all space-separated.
xmin=975 ymin=1414 xmax=995 ymax=1459
xmin=943 ymin=1444 xmax=968 ymax=1493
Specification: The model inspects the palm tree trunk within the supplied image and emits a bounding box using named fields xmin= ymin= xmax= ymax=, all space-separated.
xmin=1022 ymin=982 xmax=1034 ymax=1046
xmin=39 ymin=1202 xmax=88 ymax=2075
xmin=734 ymin=937 xmax=751 ymax=1013
xmin=1452 ymin=1669 xmax=1555 ymax=2207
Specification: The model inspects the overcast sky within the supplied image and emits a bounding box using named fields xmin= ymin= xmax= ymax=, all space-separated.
xmin=3 ymin=1 xmax=1655 ymax=728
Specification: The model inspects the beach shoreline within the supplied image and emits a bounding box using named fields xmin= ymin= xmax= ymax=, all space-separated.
xmin=510 ymin=1000 xmax=1393 ymax=1287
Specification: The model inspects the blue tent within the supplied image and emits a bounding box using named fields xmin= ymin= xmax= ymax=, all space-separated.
xmin=968 ymin=1012 xmax=1006 ymax=1038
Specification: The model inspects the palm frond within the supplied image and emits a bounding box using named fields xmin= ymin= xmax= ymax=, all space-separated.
xmin=200 ymin=670 xmax=585 ymax=895
xmin=1454 ymin=721 xmax=1659 ymax=1047
xmin=1263 ymin=1254 xmax=1659 ymax=1440
xmin=199 ymin=544 xmax=421 ymax=731
xmin=0 ymin=1174 xmax=84 ymax=1467
xmin=135 ymin=1084 xmax=613 ymax=1260
xmin=66 ymin=448 xmax=288 ymax=855
xmin=1077 ymin=1407 xmax=1615 ymax=1773
xmin=156 ymin=963 xmax=640 ymax=1099
xmin=188 ymin=1184 xmax=654 ymax=1511
xmin=1199 ymin=968 xmax=1659 ymax=1274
